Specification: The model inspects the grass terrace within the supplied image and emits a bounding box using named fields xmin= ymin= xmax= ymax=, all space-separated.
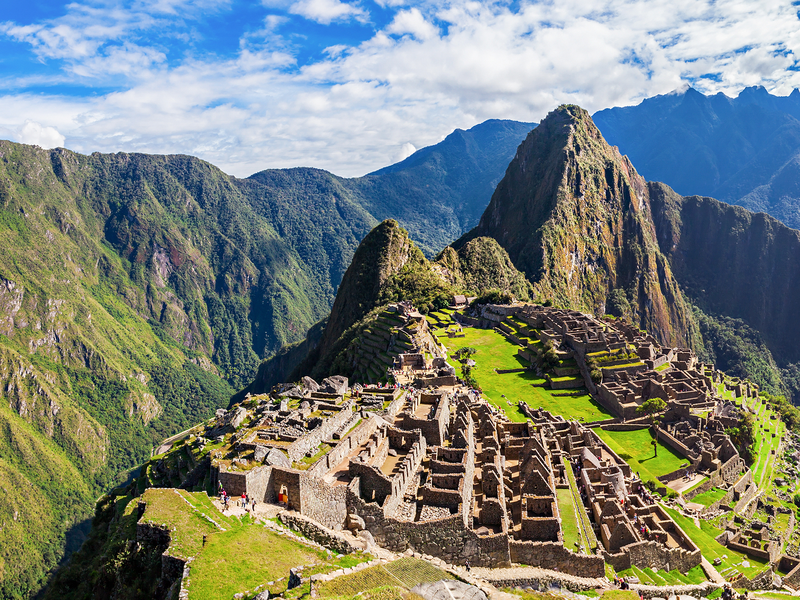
xmin=663 ymin=506 xmax=768 ymax=579
xmin=316 ymin=557 xmax=452 ymax=598
xmin=616 ymin=565 xmax=707 ymax=586
xmin=593 ymin=428 xmax=686 ymax=486
xmin=441 ymin=325 xmax=612 ymax=423
xmin=690 ymin=487 xmax=728 ymax=507
xmin=139 ymin=488 xmax=372 ymax=599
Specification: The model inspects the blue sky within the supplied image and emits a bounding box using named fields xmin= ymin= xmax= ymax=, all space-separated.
xmin=1 ymin=0 xmax=800 ymax=177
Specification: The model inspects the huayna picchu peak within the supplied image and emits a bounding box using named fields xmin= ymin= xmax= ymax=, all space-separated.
xmin=459 ymin=105 xmax=696 ymax=349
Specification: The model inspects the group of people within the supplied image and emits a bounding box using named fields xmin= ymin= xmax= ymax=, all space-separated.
xmin=217 ymin=483 xmax=257 ymax=514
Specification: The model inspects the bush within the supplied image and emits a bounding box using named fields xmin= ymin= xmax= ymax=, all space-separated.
xmin=474 ymin=289 xmax=513 ymax=305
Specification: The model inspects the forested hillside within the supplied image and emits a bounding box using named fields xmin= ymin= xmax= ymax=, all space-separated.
xmin=0 ymin=118 xmax=534 ymax=599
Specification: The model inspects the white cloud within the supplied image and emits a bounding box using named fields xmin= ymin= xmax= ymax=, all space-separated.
xmin=288 ymin=0 xmax=368 ymax=24
xmin=393 ymin=142 xmax=417 ymax=163
xmin=1 ymin=0 xmax=800 ymax=178
xmin=386 ymin=8 xmax=438 ymax=40
xmin=17 ymin=121 xmax=66 ymax=148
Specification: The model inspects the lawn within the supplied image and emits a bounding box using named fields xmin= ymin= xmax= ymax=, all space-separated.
xmin=556 ymin=487 xmax=581 ymax=550
xmin=663 ymin=506 xmax=768 ymax=579
xmin=593 ymin=428 xmax=687 ymax=484
xmin=691 ymin=487 xmax=727 ymax=507
xmin=443 ymin=326 xmax=612 ymax=423
xmin=316 ymin=558 xmax=452 ymax=597
xmin=752 ymin=410 xmax=784 ymax=489
xmin=188 ymin=524 xmax=323 ymax=599
xmin=616 ymin=564 xmax=707 ymax=585
xmin=139 ymin=489 xmax=371 ymax=599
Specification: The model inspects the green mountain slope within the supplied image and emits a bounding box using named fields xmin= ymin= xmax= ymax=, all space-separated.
xmin=459 ymin=105 xmax=696 ymax=348
xmin=0 ymin=117 xmax=535 ymax=597
xmin=243 ymin=221 xmax=532 ymax=391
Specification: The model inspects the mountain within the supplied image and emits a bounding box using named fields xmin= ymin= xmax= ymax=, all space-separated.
xmin=0 ymin=118 xmax=534 ymax=598
xmin=457 ymin=104 xmax=800 ymax=400
xmin=593 ymin=86 xmax=800 ymax=230
xmin=356 ymin=119 xmax=536 ymax=253
xmin=243 ymin=221 xmax=533 ymax=392
xmin=457 ymin=105 xmax=696 ymax=348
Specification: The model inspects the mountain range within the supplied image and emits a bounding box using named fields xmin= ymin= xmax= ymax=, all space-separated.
xmin=7 ymin=87 xmax=800 ymax=599
xmin=594 ymin=85 xmax=800 ymax=229
xmin=0 ymin=119 xmax=533 ymax=599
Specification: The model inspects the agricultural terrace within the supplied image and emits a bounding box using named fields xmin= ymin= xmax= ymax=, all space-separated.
xmin=663 ymin=506 xmax=769 ymax=580
xmin=315 ymin=557 xmax=452 ymax=598
xmin=139 ymin=489 xmax=370 ymax=600
xmin=429 ymin=313 xmax=612 ymax=423
xmin=593 ymin=428 xmax=687 ymax=486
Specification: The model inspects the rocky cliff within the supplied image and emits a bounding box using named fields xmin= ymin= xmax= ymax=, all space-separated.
xmin=649 ymin=183 xmax=800 ymax=366
xmin=460 ymin=105 xmax=696 ymax=348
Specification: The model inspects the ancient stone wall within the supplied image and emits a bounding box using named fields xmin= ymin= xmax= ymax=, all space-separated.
xmin=346 ymin=476 xmax=510 ymax=567
xmin=655 ymin=428 xmax=695 ymax=461
xmin=278 ymin=511 xmax=358 ymax=555
xmin=287 ymin=400 xmax=354 ymax=462
xmin=273 ymin=468 xmax=303 ymax=511
xmin=508 ymin=541 xmax=605 ymax=577
xmin=307 ymin=417 xmax=379 ymax=478
xmin=300 ymin=474 xmax=348 ymax=530
xmin=216 ymin=469 xmax=248 ymax=497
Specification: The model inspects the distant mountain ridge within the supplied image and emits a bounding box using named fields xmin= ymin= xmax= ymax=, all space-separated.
xmin=593 ymin=85 xmax=800 ymax=230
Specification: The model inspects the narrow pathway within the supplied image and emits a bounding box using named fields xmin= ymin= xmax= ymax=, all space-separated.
xmin=701 ymin=556 xmax=727 ymax=585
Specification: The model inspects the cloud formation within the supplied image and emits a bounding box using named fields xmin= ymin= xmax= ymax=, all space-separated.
xmin=0 ymin=0 xmax=799 ymax=177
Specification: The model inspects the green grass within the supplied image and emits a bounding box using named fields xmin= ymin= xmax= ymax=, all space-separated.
xmin=188 ymin=524 xmax=323 ymax=599
xmin=690 ymin=487 xmax=727 ymax=507
xmin=593 ymin=429 xmax=687 ymax=484
xmin=140 ymin=489 xmax=223 ymax=560
xmin=556 ymin=487 xmax=581 ymax=550
xmin=444 ymin=326 xmax=612 ymax=423
xmin=663 ymin=506 xmax=768 ymax=579
xmin=317 ymin=558 xmax=452 ymax=597
xmin=562 ymin=458 xmax=597 ymax=550
xmin=752 ymin=409 xmax=784 ymax=489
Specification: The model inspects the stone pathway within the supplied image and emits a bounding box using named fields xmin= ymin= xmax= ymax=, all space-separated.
xmin=667 ymin=473 xmax=706 ymax=495
xmin=411 ymin=580 xmax=488 ymax=600
xmin=701 ymin=556 xmax=727 ymax=585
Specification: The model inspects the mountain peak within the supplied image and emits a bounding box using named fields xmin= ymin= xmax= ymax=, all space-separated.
xmin=463 ymin=105 xmax=694 ymax=347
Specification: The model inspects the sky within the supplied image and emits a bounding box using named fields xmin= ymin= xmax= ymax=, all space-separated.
xmin=1 ymin=0 xmax=800 ymax=178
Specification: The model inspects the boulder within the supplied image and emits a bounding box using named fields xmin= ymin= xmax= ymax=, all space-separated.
xmin=229 ymin=406 xmax=248 ymax=429
xmin=347 ymin=513 xmax=366 ymax=531
xmin=322 ymin=375 xmax=348 ymax=395
xmin=254 ymin=445 xmax=269 ymax=462
xmin=263 ymin=448 xmax=291 ymax=468
xmin=302 ymin=376 xmax=320 ymax=392
xmin=388 ymin=449 xmax=398 ymax=457
xmin=280 ymin=385 xmax=303 ymax=399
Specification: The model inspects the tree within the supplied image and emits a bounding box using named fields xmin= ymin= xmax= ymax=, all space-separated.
xmin=637 ymin=397 xmax=667 ymax=457
xmin=452 ymin=347 xmax=479 ymax=389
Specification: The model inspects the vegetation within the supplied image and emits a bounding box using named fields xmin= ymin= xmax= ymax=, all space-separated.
xmin=636 ymin=397 xmax=667 ymax=457
xmin=440 ymin=325 xmax=611 ymax=422
xmin=594 ymin=428 xmax=686 ymax=488
xmin=316 ymin=558 xmax=452 ymax=597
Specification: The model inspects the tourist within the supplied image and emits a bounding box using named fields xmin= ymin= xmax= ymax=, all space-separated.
xmin=241 ymin=492 xmax=246 ymax=508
